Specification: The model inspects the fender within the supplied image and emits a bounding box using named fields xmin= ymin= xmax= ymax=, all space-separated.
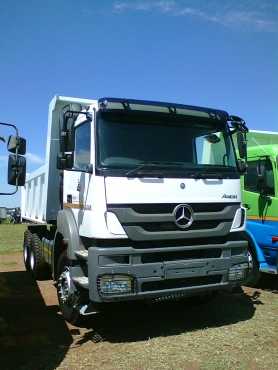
xmin=54 ymin=208 xmax=84 ymax=260
xmin=243 ymin=229 xmax=265 ymax=264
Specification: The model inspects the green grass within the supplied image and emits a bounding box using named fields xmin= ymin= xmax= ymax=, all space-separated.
xmin=0 ymin=224 xmax=26 ymax=254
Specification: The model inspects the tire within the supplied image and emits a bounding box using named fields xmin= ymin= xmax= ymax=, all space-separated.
xmin=245 ymin=245 xmax=262 ymax=287
xmin=29 ymin=233 xmax=50 ymax=280
xmin=23 ymin=230 xmax=32 ymax=271
xmin=56 ymin=252 xmax=85 ymax=325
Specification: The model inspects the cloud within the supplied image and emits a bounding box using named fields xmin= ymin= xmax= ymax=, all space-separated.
xmin=112 ymin=1 xmax=278 ymax=32
xmin=26 ymin=152 xmax=44 ymax=165
xmin=0 ymin=152 xmax=44 ymax=166
xmin=113 ymin=1 xmax=176 ymax=13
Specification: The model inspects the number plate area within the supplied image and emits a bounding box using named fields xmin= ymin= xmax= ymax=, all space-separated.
xmin=163 ymin=259 xmax=230 ymax=279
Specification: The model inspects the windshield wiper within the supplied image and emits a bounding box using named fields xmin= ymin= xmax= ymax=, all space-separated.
xmin=126 ymin=161 xmax=184 ymax=177
xmin=126 ymin=162 xmax=227 ymax=179
xmin=188 ymin=172 xmax=223 ymax=179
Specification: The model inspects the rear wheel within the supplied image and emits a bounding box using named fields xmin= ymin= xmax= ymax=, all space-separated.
xmin=29 ymin=233 xmax=50 ymax=280
xmin=56 ymin=252 xmax=85 ymax=325
xmin=23 ymin=230 xmax=32 ymax=271
xmin=245 ymin=246 xmax=262 ymax=287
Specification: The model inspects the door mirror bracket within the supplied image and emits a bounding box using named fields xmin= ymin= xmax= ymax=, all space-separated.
xmin=237 ymin=159 xmax=247 ymax=174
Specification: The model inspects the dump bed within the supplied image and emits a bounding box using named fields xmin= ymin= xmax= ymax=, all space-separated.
xmin=21 ymin=95 xmax=96 ymax=223
xmin=21 ymin=165 xmax=47 ymax=223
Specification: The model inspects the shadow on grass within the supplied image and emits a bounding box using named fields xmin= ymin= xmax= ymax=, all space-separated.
xmin=0 ymin=271 xmax=72 ymax=370
xmin=77 ymin=287 xmax=259 ymax=345
xmin=0 ymin=268 xmax=265 ymax=367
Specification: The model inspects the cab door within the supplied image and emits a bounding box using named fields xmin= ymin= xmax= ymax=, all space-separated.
xmin=243 ymin=156 xmax=278 ymax=265
xmin=63 ymin=119 xmax=93 ymax=228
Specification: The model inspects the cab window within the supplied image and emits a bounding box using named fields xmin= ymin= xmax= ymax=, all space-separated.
xmin=74 ymin=121 xmax=91 ymax=170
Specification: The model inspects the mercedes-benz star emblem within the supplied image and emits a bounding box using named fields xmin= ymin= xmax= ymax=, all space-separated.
xmin=173 ymin=204 xmax=194 ymax=229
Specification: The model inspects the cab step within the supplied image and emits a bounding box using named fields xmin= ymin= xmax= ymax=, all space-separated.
xmin=79 ymin=303 xmax=99 ymax=316
xmin=72 ymin=276 xmax=89 ymax=289
xmin=75 ymin=250 xmax=88 ymax=260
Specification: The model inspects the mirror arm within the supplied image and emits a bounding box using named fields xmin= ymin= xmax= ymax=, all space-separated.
xmin=228 ymin=116 xmax=248 ymax=134
xmin=0 ymin=122 xmax=18 ymax=136
xmin=0 ymin=186 xmax=18 ymax=196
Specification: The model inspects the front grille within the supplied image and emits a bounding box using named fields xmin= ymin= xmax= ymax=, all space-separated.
xmin=107 ymin=202 xmax=239 ymax=241
xmin=141 ymin=275 xmax=222 ymax=292
xmin=95 ymin=236 xmax=228 ymax=248
xmin=141 ymin=248 xmax=222 ymax=263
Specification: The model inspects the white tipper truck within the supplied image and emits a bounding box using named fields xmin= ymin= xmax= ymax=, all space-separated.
xmin=21 ymin=96 xmax=249 ymax=324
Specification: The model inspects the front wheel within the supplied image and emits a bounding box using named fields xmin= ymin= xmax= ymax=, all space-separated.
xmin=245 ymin=246 xmax=262 ymax=287
xmin=56 ymin=252 xmax=86 ymax=325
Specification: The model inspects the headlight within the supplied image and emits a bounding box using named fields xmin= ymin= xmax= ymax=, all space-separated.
xmin=98 ymin=274 xmax=134 ymax=295
xmin=105 ymin=212 xmax=127 ymax=236
xmin=231 ymin=207 xmax=246 ymax=232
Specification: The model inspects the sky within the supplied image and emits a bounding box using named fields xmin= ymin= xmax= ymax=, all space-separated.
xmin=0 ymin=0 xmax=277 ymax=207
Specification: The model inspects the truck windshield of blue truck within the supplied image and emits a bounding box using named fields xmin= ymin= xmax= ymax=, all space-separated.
xmin=97 ymin=111 xmax=237 ymax=178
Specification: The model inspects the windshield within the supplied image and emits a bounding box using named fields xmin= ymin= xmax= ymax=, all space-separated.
xmin=97 ymin=112 xmax=237 ymax=177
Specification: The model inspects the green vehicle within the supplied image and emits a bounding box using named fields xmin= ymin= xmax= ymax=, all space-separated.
xmin=242 ymin=130 xmax=278 ymax=285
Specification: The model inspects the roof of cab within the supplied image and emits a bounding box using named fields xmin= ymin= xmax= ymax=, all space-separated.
xmin=247 ymin=144 xmax=278 ymax=158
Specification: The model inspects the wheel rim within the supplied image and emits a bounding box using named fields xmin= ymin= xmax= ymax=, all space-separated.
xmin=23 ymin=246 xmax=28 ymax=264
xmin=247 ymin=250 xmax=253 ymax=271
xmin=30 ymin=250 xmax=35 ymax=270
xmin=58 ymin=267 xmax=75 ymax=305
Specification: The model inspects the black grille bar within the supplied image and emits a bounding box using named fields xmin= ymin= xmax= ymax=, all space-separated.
xmin=141 ymin=275 xmax=222 ymax=292
xmin=141 ymin=248 xmax=222 ymax=263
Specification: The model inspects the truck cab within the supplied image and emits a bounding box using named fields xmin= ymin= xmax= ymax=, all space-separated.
xmin=243 ymin=141 xmax=278 ymax=284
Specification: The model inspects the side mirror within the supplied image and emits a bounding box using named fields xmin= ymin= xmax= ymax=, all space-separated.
xmin=256 ymin=159 xmax=274 ymax=195
xmin=204 ymin=134 xmax=221 ymax=144
xmin=60 ymin=129 xmax=75 ymax=153
xmin=256 ymin=160 xmax=265 ymax=193
xmin=8 ymin=154 xmax=26 ymax=186
xmin=57 ymin=153 xmax=74 ymax=170
xmin=237 ymin=132 xmax=247 ymax=159
xmin=7 ymin=135 xmax=26 ymax=155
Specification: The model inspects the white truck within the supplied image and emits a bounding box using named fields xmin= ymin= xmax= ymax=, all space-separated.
xmin=21 ymin=96 xmax=249 ymax=324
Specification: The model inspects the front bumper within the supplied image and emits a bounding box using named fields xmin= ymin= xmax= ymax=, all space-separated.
xmin=87 ymin=240 xmax=248 ymax=303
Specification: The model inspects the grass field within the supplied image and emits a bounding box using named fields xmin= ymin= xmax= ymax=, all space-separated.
xmin=0 ymin=224 xmax=277 ymax=370
xmin=0 ymin=224 xmax=26 ymax=254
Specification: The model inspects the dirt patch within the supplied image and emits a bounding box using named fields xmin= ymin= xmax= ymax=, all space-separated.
xmin=0 ymin=252 xmax=277 ymax=370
